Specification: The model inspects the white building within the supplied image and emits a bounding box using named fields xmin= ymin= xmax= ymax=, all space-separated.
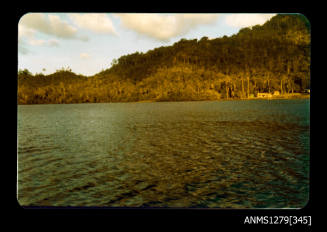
xmin=257 ymin=93 xmax=272 ymax=98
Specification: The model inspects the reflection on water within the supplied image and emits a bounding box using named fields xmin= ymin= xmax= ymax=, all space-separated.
xmin=17 ymin=99 xmax=310 ymax=208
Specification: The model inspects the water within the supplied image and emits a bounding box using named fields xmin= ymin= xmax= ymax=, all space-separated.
xmin=17 ymin=99 xmax=310 ymax=208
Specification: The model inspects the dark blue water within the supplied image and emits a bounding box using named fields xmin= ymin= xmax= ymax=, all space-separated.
xmin=17 ymin=99 xmax=310 ymax=208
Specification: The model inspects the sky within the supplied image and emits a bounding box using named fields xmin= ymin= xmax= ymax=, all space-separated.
xmin=18 ymin=13 xmax=276 ymax=76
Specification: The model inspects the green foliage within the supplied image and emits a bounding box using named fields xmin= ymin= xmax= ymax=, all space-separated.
xmin=18 ymin=14 xmax=310 ymax=104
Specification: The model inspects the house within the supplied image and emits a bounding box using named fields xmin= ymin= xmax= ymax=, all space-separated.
xmin=257 ymin=93 xmax=272 ymax=98
xmin=273 ymin=91 xmax=280 ymax=96
xmin=304 ymin=89 xmax=310 ymax=94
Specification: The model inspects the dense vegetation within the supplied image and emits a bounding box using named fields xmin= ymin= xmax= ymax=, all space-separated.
xmin=18 ymin=14 xmax=310 ymax=104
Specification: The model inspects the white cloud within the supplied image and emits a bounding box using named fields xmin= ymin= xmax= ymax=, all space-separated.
xmin=19 ymin=24 xmax=61 ymax=48
xmin=47 ymin=14 xmax=78 ymax=38
xmin=28 ymin=38 xmax=60 ymax=47
xmin=19 ymin=13 xmax=87 ymax=40
xmin=18 ymin=24 xmax=35 ymax=39
xmin=225 ymin=14 xmax=276 ymax=28
xmin=115 ymin=13 xmax=219 ymax=41
xmin=29 ymin=38 xmax=46 ymax=46
xmin=69 ymin=13 xmax=117 ymax=35
xmin=80 ymin=53 xmax=90 ymax=59
xmin=18 ymin=39 xmax=30 ymax=54
xmin=48 ymin=39 xmax=59 ymax=47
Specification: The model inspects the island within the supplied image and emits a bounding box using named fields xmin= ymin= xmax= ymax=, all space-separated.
xmin=18 ymin=14 xmax=310 ymax=104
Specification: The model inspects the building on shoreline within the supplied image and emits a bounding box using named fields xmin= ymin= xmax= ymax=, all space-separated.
xmin=257 ymin=93 xmax=272 ymax=98
xmin=273 ymin=91 xmax=280 ymax=96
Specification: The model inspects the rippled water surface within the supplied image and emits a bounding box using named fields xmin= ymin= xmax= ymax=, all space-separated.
xmin=17 ymin=99 xmax=310 ymax=208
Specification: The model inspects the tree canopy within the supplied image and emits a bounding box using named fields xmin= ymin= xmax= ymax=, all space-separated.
xmin=18 ymin=14 xmax=310 ymax=104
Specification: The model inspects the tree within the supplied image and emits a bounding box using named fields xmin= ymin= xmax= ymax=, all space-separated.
xmin=18 ymin=68 xmax=32 ymax=76
xmin=18 ymin=14 xmax=310 ymax=104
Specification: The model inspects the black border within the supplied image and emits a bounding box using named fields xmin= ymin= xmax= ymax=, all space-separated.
xmin=13 ymin=3 xmax=316 ymax=228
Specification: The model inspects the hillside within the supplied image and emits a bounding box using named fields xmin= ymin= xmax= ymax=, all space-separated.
xmin=18 ymin=14 xmax=310 ymax=104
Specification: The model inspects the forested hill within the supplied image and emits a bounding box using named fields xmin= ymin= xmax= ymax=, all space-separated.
xmin=18 ymin=14 xmax=310 ymax=104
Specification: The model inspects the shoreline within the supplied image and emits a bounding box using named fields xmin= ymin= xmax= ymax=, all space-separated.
xmin=17 ymin=94 xmax=310 ymax=105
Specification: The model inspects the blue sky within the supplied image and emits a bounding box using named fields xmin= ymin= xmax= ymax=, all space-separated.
xmin=18 ymin=13 xmax=276 ymax=76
